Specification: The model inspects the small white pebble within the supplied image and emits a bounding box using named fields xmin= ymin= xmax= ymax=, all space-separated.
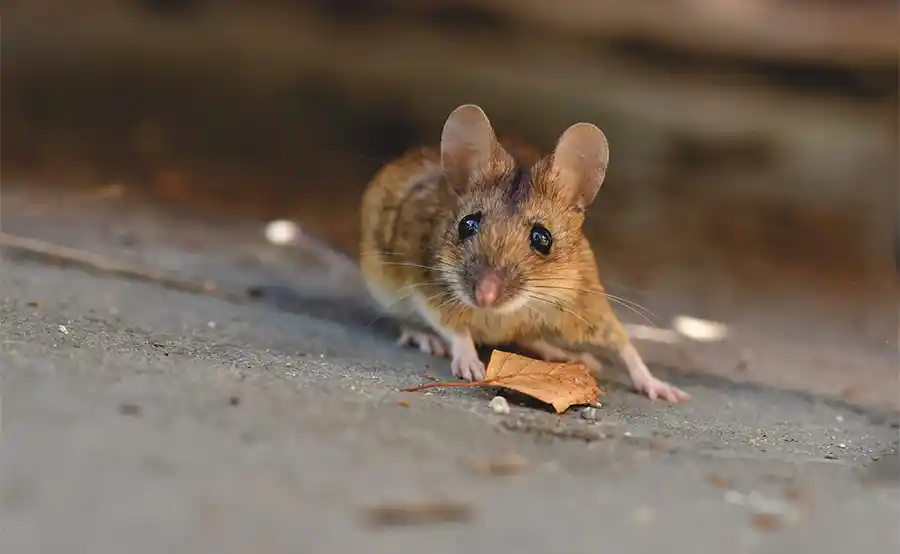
xmin=264 ymin=219 xmax=299 ymax=245
xmin=623 ymin=431 xmax=633 ymax=437
xmin=207 ymin=321 xmax=217 ymax=329
xmin=490 ymin=396 xmax=510 ymax=414
xmin=580 ymin=406 xmax=599 ymax=421
xmin=319 ymin=354 xmax=324 ymax=359
xmin=724 ymin=490 xmax=744 ymax=504
xmin=672 ymin=315 xmax=728 ymax=342
xmin=836 ymin=415 xmax=844 ymax=422
xmin=58 ymin=325 xmax=69 ymax=335
xmin=838 ymin=443 xmax=847 ymax=449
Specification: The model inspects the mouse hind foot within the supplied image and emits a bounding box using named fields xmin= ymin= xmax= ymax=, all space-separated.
xmin=397 ymin=326 xmax=449 ymax=357
xmin=619 ymin=342 xmax=690 ymax=403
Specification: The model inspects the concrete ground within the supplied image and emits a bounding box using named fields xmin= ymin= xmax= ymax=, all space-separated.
xmin=1 ymin=185 xmax=898 ymax=554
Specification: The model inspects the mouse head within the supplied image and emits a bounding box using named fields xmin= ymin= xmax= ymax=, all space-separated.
xmin=435 ymin=104 xmax=609 ymax=313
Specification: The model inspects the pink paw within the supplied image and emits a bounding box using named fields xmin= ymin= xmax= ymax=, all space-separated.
xmin=396 ymin=328 xmax=448 ymax=357
xmin=633 ymin=375 xmax=690 ymax=403
xmin=451 ymin=352 xmax=485 ymax=381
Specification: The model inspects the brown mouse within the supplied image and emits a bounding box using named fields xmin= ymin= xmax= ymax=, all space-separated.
xmin=359 ymin=104 xmax=689 ymax=402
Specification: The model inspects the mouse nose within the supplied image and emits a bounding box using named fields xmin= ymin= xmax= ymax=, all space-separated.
xmin=474 ymin=269 xmax=505 ymax=308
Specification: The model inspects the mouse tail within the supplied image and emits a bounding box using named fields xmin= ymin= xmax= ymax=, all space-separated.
xmin=264 ymin=219 xmax=362 ymax=285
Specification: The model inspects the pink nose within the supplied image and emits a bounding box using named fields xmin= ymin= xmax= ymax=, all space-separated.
xmin=474 ymin=271 xmax=504 ymax=307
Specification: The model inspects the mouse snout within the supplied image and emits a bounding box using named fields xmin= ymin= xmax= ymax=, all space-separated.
xmin=473 ymin=268 xmax=505 ymax=308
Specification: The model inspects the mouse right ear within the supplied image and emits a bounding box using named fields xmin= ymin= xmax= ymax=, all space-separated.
xmin=549 ymin=122 xmax=610 ymax=210
xmin=440 ymin=104 xmax=500 ymax=195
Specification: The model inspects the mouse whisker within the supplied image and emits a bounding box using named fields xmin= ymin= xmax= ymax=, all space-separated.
xmin=527 ymin=283 xmax=660 ymax=328
xmin=359 ymin=251 xmax=413 ymax=258
xmin=526 ymin=279 xmax=653 ymax=315
xmin=377 ymin=261 xmax=455 ymax=275
xmin=364 ymin=281 xmax=447 ymax=329
xmin=432 ymin=294 xmax=461 ymax=313
xmin=604 ymin=297 xmax=660 ymax=328
xmin=425 ymin=290 xmax=467 ymax=329
xmin=522 ymin=290 xmax=594 ymax=328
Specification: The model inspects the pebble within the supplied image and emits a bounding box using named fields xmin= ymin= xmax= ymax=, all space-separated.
xmin=580 ymin=406 xmax=599 ymax=421
xmin=264 ymin=219 xmax=299 ymax=245
xmin=58 ymin=325 xmax=69 ymax=335
xmin=672 ymin=315 xmax=728 ymax=342
xmin=490 ymin=396 xmax=510 ymax=414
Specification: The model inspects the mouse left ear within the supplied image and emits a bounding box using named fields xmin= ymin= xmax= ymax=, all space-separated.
xmin=440 ymin=104 xmax=502 ymax=195
xmin=549 ymin=123 xmax=609 ymax=210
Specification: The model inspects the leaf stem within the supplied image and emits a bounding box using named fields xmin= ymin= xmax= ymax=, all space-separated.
xmin=401 ymin=379 xmax=495 ymax=392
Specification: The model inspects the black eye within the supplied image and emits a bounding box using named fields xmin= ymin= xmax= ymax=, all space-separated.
xmin=458 ymin=212 xmax=482 ymax=240
xmin=529 ymin=224 xmax=552 ymax=255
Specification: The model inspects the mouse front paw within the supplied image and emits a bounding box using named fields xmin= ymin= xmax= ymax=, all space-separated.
xmin=451 ymin=353 xmax=485 ymax=381
xmin=396 ymin=327 xmax=449 ymax=357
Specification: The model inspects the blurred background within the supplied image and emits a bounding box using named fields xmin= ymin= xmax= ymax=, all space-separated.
xmin=2 ymin=0 xmax=898 ymax=406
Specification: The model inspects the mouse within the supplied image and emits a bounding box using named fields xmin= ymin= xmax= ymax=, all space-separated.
xmin=358 ymin=104 xmax=690 ymax=403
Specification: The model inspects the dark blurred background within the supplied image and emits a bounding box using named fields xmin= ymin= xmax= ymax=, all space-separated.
xmin=2 ymin=0 xmax=898 ymax=401
xmin=4 ymin=0 xmax=897 ymax=285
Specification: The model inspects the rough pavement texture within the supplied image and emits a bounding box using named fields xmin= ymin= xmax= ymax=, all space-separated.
xmin=1 ymin=189 xmax=899 ymax=553
xmin=4 ymin=185 xmax=897 ymax=410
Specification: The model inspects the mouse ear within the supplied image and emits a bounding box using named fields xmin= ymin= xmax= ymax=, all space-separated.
xmin=549 ymin=123 xmax=609 ymax=209
xmin=440 ymin=104 xmax=500 ymax=195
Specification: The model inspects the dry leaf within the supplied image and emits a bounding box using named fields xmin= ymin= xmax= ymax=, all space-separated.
xmin=402 ymin=350 xmax=603 ymax=413
xmin=483 ymin=351 xmax=603 ymax=413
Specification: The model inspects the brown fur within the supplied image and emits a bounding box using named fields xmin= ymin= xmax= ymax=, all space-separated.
xmin=359 ymin=104 xmax=689 ymax=402
xmin=359 ymin=139 xmax=626 ymax=350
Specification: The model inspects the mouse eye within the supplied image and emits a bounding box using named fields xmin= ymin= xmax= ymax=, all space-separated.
xmin=458 ymin=212 xmax=482 ymax=240
xmin=529 ymin=224 xmax=553 ymax=255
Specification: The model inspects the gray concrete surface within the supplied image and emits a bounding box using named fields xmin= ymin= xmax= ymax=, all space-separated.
xmin=1 ymin=189 xmax=899 ymax=553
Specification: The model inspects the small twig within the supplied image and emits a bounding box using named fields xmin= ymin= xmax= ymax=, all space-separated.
xmin=0 ymin=232 xmax=251 ymax=304
xmin=364 ymin=500 xmax=474 ymax=527
xmin=401 ymin=380 xmax=492 ymax=393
